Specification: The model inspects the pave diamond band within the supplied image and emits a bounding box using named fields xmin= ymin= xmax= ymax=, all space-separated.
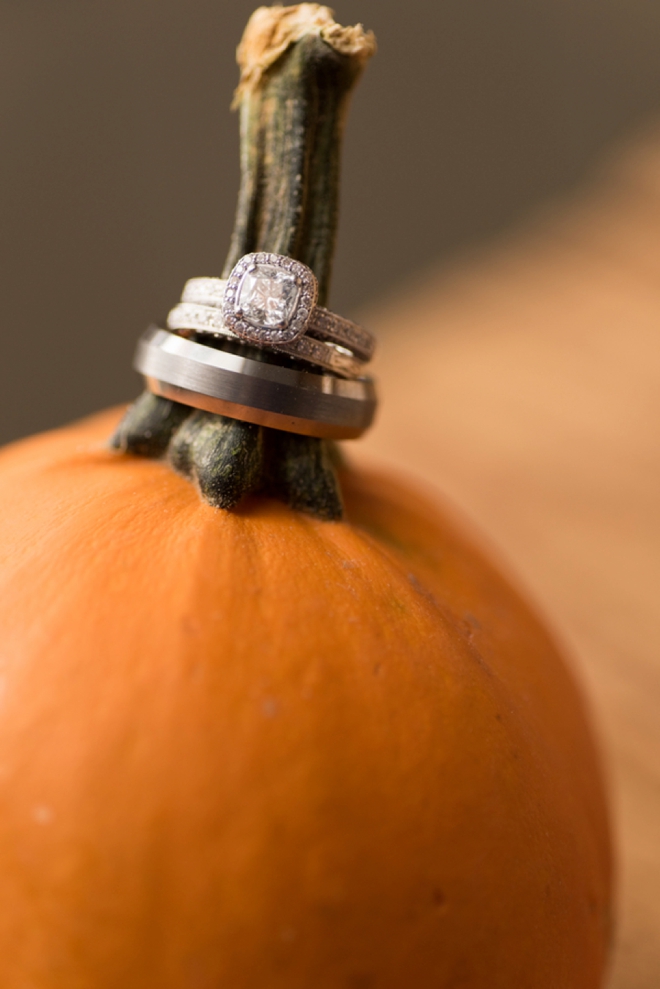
xmin=167 ymin=302 xmax=366 ymax=379
xmin=147 ymin=252 xmax=378 ymax=436
xmin=181 ymin=276 xmax=375 ymax=362
xmin=136 ymin=327 xmax=377 ymax=439
xmin=175 ymin=253 xmax=375 ymax=361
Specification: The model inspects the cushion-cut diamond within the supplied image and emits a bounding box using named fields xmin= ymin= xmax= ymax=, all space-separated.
xmin=237 ymin=265 xmax=300 ymax=331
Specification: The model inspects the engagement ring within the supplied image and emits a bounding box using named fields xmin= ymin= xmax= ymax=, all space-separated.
xmin=168 ymin=253 xmax=375 ymax=372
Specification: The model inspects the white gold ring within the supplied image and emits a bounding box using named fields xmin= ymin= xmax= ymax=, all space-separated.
xmin=167 ymin=301 xmax=366 ymax=378
xmin=136 ymin=327 xmax=377 ymax=439
xmin=174 ymin=253 xmax=375 ymax=362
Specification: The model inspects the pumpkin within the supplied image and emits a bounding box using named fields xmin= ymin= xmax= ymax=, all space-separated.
xmin=0 ymin=5 xmax=613 ymax=985
xmin=0 ymin=408 xmax=611 ymax=988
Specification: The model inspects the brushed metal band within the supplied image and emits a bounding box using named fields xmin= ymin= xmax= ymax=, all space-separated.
xmin=167 ymin=302 xmax=366 ymax=379
xmin=135 ymin=328 xmax=377 ymax=439
xmin=180 ymin=277 xmax=375 ymax=361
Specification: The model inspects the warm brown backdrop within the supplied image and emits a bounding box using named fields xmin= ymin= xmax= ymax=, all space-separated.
xmin=2 ymin=4 xmax=659 ymax=985
xmin=3 ymin=1 xmax=660 ymax=443
xmin=362 ymin=129 xmax=660 ymax=988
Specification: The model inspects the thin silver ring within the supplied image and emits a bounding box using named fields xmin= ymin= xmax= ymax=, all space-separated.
xmin=167 ymin=302 xmax=366 ymax=379
xmin=181 ymin=276 xmax=375 ymax=361
xmin=135 ymin=328 xmax=377 ymax=439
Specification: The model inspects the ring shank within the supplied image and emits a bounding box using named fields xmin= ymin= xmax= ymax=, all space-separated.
xmin=167 ymin=302 xmax=365 ymax=378
xmin=181 ymin=277 xmax=375 ymax=361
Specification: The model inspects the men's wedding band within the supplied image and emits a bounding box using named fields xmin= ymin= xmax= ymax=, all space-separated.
xmin=135 ymin=327 xmax=377 ymax=439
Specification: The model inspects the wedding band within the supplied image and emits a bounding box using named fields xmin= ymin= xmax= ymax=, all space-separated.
xmin=173 ymin=253 xmax=374 ymax=369
xmin=135 ymin=327 xmax=377 ymax=439
xmin=147 ymin=252 xmax=378 ymax=437
xmin=181 ymin=274 xmax=375 ymax=361
xmin=167 ymin=302 xmax=366 ymax=379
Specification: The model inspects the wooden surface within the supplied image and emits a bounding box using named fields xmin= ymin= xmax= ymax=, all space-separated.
xmin=361 ymin=128 xmax=660 ymax=989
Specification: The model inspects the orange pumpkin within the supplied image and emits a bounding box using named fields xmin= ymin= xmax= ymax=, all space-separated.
xmin=0 ymin=407 xmax=612 ymax=988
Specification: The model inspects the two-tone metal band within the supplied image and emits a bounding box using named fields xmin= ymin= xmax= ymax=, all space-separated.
xmin=135 ymin=328 xmax=377 ymax=439
xmin=181 ymin=277 xmax=375 ymax=361
xmin=167 ymin=302 xmax=365 ymax=379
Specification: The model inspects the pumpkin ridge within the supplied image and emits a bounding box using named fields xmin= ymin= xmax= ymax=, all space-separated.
xmin=0 ymin=405 xmax=612 ymax=986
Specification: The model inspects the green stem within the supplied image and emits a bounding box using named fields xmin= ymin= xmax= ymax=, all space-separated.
xmin=111 ymin=7 xmax=375 ymax=520
xmin=224 ymin=31 xmax=365 ymax=303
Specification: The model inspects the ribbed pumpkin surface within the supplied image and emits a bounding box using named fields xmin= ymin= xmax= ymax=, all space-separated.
xmin=0 ymin=409 xmax=611 ymax=988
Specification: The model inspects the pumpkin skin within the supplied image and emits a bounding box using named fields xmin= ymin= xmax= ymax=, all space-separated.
xmin=0 ymin=409 xmax=611 ymax=989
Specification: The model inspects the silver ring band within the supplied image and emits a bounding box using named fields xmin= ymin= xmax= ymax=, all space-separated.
xmin=135 ymin=328 xmax=377 ymax=439
xmin=181 ymin=276 xmax=375 ymax=361
xmin=167 ymin=302 xmax=366 ymax=379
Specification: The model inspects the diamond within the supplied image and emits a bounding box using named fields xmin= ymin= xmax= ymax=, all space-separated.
xmin=237 ymin=264 xmax=301 ymax=331
xmin=224 ymin=253 xmax=318 ymax=345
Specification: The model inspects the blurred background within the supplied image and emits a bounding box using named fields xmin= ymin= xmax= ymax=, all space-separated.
xmin=2 ymin=4 xmax=660 ymax=987
xmin=3 ymin=0 xmax=660 ymax=443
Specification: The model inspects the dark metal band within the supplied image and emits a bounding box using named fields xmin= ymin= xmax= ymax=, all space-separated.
xmin=135 ymin=328 xmax=377 ymax=440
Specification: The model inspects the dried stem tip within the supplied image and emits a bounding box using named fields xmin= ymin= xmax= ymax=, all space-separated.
xmin=235 ymin=4 xmax=376 ymax=102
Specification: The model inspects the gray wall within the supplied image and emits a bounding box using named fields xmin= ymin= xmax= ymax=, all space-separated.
xmin=3 ymin=0 xmax=660 ymax=445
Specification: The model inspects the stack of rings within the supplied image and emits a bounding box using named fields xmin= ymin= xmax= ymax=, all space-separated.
xmin=135 ymin=252 xmax=377 ymax=439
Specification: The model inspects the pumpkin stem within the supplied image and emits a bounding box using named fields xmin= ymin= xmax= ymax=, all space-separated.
xmin=111 ymin=5 xmax=375 ymax=520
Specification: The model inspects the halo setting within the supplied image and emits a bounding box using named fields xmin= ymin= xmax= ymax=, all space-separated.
xmin=223 ymin=253 xmax=318 ymax=345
